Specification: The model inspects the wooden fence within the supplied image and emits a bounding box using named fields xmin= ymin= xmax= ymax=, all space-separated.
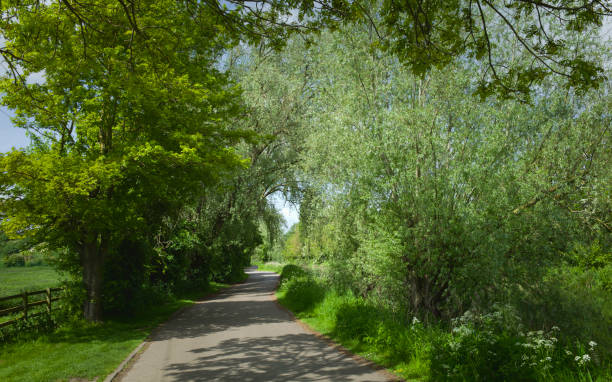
xmin=0 ymin=288 xmax=62 ymax=328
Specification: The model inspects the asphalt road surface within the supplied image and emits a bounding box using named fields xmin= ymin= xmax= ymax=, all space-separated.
xmin=118 ymin=267 xmax=393 ymax=382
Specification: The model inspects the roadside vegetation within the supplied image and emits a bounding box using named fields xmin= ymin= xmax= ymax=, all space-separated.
xmin=276 ymin=265 xmax=611 ymax=381
xmin=0 ymin=281 xmax=229 ymax=382
xmin=0 ymin=1 xmax=610 ymax=381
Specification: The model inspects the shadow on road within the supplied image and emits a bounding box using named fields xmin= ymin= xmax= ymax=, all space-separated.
xmin=120 ymin=270 xmax=391 ymax=381
xmin=164 ymin=333 xmax=383 ymax=381
xmin=149 ymin=272 xmax=290 ymax=342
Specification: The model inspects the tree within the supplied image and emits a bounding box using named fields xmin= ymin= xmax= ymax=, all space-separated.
xmin=274 ymin=23 xmax=611 ymax=318
xmin=205 ymin=0 xmax=611 ymax=98
xmin=0 ymin=0 xmax=246 ymax=321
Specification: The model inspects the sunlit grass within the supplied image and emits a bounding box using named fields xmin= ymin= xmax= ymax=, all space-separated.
xmin=251 ymin=261 xmax=285 ymax=274
xmin=0 ymin=266 xmax=63 ymax=296
xmin=0 ymin=281 xmax=229 ymax=382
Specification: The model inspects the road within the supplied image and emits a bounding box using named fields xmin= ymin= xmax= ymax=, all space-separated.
xmin=118 ymin=267 xmax=393 ymax=382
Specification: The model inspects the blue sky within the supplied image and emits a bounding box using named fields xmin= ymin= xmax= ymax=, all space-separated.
xmin=0 ymin=108 xmax=28 ymax=152
xmin=268 ymin=194 xmax=300 ymax=232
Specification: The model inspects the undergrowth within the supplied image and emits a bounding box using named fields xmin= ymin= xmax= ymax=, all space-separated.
xmin=276 ymin=265 xmax=612 ymax=382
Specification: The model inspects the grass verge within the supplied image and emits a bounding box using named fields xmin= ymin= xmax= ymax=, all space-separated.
xmin=0 ymin=281 xmax=229 ymax=382
xmin=275 ymin=265 xmax=612 ymax=382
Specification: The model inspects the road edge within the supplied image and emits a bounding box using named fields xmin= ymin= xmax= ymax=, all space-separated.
xmin=268 ymin=271 xmax=405 ymax=382
xmin=103 ymin=281 xmax=244 ymax=382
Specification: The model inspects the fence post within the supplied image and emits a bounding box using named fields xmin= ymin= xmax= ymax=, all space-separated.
xmin=46 ymin=288 xmax=51 ymax=313
xmin=22 ymin=291 xmax=28 ymax=320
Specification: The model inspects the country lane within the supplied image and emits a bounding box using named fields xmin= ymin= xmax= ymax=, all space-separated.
xmin=117 ymin=267 xmax=394 ymax=382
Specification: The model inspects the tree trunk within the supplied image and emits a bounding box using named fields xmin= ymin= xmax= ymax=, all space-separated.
xmin=81 ymin=234 xmax=107 ymax=322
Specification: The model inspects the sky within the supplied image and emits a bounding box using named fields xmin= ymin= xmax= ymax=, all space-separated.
xmin=268 ymin=194 xmax=300 ymax=232
xmin=0 ymin=108 xmax=27 ymax=153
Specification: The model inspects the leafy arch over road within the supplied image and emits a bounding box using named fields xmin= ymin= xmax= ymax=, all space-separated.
xmin=0 ymin=0 xmax=609 ymax=322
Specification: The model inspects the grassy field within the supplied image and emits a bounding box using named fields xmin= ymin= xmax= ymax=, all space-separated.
xmin=0 ymin=281 xmax=230 ymax=382
xmin=0 ymin=266 xmax=63 ymax=296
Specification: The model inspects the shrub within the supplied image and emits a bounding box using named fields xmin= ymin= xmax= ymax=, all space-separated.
xmin=279 ymin=264 xmax=309 ymax=286
xmin=515 ymin=264 xmax=612 ymax=358
xmin=0 ymin=312 xmax=59 ymax=344
xmin=279 ymin=276 xmax=325 ymax=313
xmin=278 ymin=265 xmax=324 ymax=313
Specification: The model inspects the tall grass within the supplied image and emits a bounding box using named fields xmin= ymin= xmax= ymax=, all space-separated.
xmin=276 ymin=265 xmax=612 ymax=382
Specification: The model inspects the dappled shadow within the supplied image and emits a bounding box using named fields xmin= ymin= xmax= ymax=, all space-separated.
xmin=164 ymin=333 xmax=387 ymax=381
xmin=121 ymin=270 xmax=391 ymax=381
xmin=148 ymin=272 xmax=289 ymax=342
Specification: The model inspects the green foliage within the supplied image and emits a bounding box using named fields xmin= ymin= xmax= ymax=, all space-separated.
xmin=258 ymin=21 xmax=611 ymax=322
xmin=282 ymin=224 xmax=303 ymax=261
xmin=0 ymin=312 xmax=59 ymax=344
xmin=514 ymin=264 xmax=612 ymax=357
xmin=430 ymin=307 xmax=610 ymax=381
xmin=0 ymin=0 xmax=251 ymax=320
xmin=252 ymin=261 xmax=285 ymax=274
xmin=277 ymin=263 xmax=612 ymax=381
xmin=277 ymin=265 xmax=324 ymax=313
xmin=278 ymin=264 xmax=309 ymax=285
xmin=0 ymin=2 xmax=608 ymax=379
xmin=567 ymin=241 xmax=612 ymax=270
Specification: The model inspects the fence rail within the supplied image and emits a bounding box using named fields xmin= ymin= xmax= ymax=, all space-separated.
xmin=0 ymin=287 xmax=62 ymax=328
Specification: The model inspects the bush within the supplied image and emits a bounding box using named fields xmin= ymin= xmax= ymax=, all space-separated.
xmin=3 ymin=252 xmax=25 ymax=267
xmin=365 ymin=317 xmax=435 ymax=366
xmin=2 ymin=249 xmax=48 ymax=267
xmin=279 ymin=264 xmax=309 ymax=285
xmin=278 ymin=265 xmax=324 ymax=313
xmin=0 ymin=312 xmax=59 ymax=344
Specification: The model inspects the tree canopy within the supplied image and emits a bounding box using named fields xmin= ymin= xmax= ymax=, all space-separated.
xmin=0 ymin=0 xmax=609 ymax=329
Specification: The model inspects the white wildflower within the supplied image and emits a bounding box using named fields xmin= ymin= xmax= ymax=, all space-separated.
xmin=589 ymin=341 xmax=597 ymax=348
xmin=551 ymin=326 xmax=560 ymax=331
xmin=576 ymin=354 xmax=591 ymax=366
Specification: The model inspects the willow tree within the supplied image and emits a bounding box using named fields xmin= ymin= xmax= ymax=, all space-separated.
xmin=282 ymin=22 xmax=611 ymax=318
xmin=0 ymin=1 xmax=249 ymax=321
